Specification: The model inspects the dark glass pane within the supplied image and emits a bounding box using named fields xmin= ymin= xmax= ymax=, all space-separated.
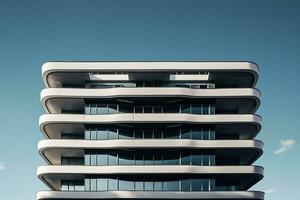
xmin=154 ymin=130 xmax=162 ymax=138
xmin=192 ymin=104 xmax=201 ymax=114
xmin=154 ymin=155 xmax=163 ymax=165
xmin=163 ymin=180 xmax=179 ymax=191
xmin=108 ymin=104 xmax=118 ymax=114
xmin=154 ymin=106 xmax=162 ymax=113
xmin=181 ymin=179 xmax=191 ymax=191
xmin=181 ymin=129 xmax=191 ymax=139
xmin=144 ymin=130 xmax=153 ymax=139
xmin=203 ymin=129 xmax=209 ymax=140
xmin=164 ymin=129 xmax=179 ymax=139
xmin=165 ymin=104 xmax=179 ymax=113
xmin=135 ymin=106 xmax=143 ymax=113
xmin=203 ymin=154 xmax=210 ymax=166
xmin=191 ymin=154 xmax=202 ymax=165
xmin=144 ymin=155 xmax=154 ymax=165
xmin=181 ymin=153 xmax=190 ymax=165
xmin=135 ymin=130 xmax=143 ymax=139
xmin=119 ymin=129 xmax=133 ymax=139
xmin=135 ymin=154 xmax=144 ymax=165
xmin=191 ymin=179 xmax=202 ymax=191
xmin=144 ymin=106 xmax=153 ymax=113
xmin=181 ymin=104 xmax=190 ymax=113
xmin=203 ymin=104 xmax=209 ymax=114
xmin=119 ymin=153 xmax=134 ymax=165
xmin=192 ymin=129 xmax=202 ymax=140
xmin=203 ymin=179 xmax=209 ymax=191
xmin=164 ymin=154 xmax=179 ymax=165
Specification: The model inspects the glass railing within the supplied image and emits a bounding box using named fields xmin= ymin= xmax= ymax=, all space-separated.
xmin=79 ymin=152 xmax=215 ymax=166
xmin=84 ymin=104 xmax=215 ymax=115
xmin=87 ymin=82 xmax=215 ymax=89
xmin=84 ymin=128 xmax=215 ymax=140
xmin=61 ymin=178 xmax=217 ymax=191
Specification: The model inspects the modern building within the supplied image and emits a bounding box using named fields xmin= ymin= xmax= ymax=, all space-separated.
xmin=37 ymin=61 xmax=264 ymax=200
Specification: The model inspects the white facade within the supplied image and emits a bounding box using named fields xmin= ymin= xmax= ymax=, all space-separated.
xmin=38 ymin=62 xmax=264 ymax=199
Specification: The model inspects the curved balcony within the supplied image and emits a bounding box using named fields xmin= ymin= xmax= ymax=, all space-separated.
xmin=38 ymin=139 xmax=263 ymax=165
xmin=37 ymin=165 xmax=264 ymax=191
xmin=42 ymin=61 xmax=259 ymax=88
xmin=41 ymin=88 xmax=260 ymax=114
xmin=39 ymin=114 xmax=262 ymax=139
xmin=37 ymin=190 xmax=265 ymax=200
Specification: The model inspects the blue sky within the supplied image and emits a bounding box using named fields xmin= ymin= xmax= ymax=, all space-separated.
xmin=0 ymin=0 xmax=299 ymax=199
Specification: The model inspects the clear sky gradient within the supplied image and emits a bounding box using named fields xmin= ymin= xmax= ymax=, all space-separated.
xmin=0 ymin=0 xmax=299 ymax=199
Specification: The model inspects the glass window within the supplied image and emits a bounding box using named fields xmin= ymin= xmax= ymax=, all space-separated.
xmin=85 ymin=105 xmax=90 ymax=114
xmin=108 ymin=153 xmax=118 ymax=165
xmin=97 ymin=178 xmax=107 ymax=191
xmin=91 ymin=130 xmax=97 ymax=140
xmin=108 ymin=104 xmax=118 ymax=114
xmin=181 ymin=104 xmax=190 ymax=113
xmin=181 ymin=129 xmax=191 ymax=139
xmin=75 ymin=182 xmax=84 ymax=191
xmin=85 ymin=130 xmax=91 ymax=140
xmin=163 ymin=180 xmax=179 ymax=191
xmin=192 ymin=129 xmax=202 ymax=140
xmin=97 ymin=104 xmax=108 ymax=114
xmin=98 ymin=129 xmax=107 ymax=140
xmin=209 ymin=179 xmax=216 ymax=191
xmin=134 ymin=106 xmax=143 ymax=113
xmin=119 ymin=153 xmax=134 ymax=165
xmin=203 ymin=154 xmax=210 ymax=166
xmin=135 ymin=130 xmax=143 ymax=139
xmin=91 ymin=154 xmax=97 ymax=166
xmin=209 ymin=130 xmax=216 ymax=140
xmin=210 ymin=105 xmax=215 ymax=114
xmin=84 ymin=155 xmax=90 ymax=165
xmin=144 ymin=155 xmax=154 ymax=165
xmin=165 ymin=104 xmax=179 ymax=113
xmin=191 ymin=154 xmax=202 ymax=165
xmin=191 ymin=179 xmax=202 ymax=191
xmin=108 ymin=129 xmax=118 ymax=140
xmin=108 ymin=178 xmax=118 ymax=191
xmin=144 ymin=130 xmax=153 ymax=139
xmin=164 ymin=154 xmax=179 ymax=165
xmin=119 ymin=129 xmax=133 ymax=139
xmin=181 ymin=153 xmax=190 ymax=165
xmin=154 ymin=181 xmax=163 ymax=191
xmin=119 ymin=179 xmax=134 ymax=190
xmin=61 ymin=181 xmax=68 ymax=191
xmin=210 ymin=155 xmax=216 ymax=166
xmin=135 ymin=181 xmax=144 ymax=190
xmin=135 ymin=154 xmax=144 ymax=165
xmin=144 ymin=181 xmax=154 ymax=191
xmin=203 ymin=179 xmax=209 ymax=191
xmin=91 ymin=104 xmax=97 ymax=114
xmin=164 ymin=129 xmax=179 ymax=139
xmin=154 ymin=155 xmax=163 ymax=165
xmin=144 ymin=106 xmax=153 ymax=113
xmin=203 ymin=104 xmax=209 ymax=114
xmin=97 ymin=154 xmax=107 ymax=166
xmin=154 ymin=106 xmax=162 ymax=113
xmin=85 ymin=179 xmax=90 ymax=191
xmin=154 ymin=130 xmax=162 ymax=138
xmin=203 ymin=129 xmax=209 ymax=140
xmin=191 ymin=104 xmax=201 ymax=114
xmin=181 ymin=179 xmax=191 ymax=191
xmin=90 ymin=179 xmax=97 ymax=191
